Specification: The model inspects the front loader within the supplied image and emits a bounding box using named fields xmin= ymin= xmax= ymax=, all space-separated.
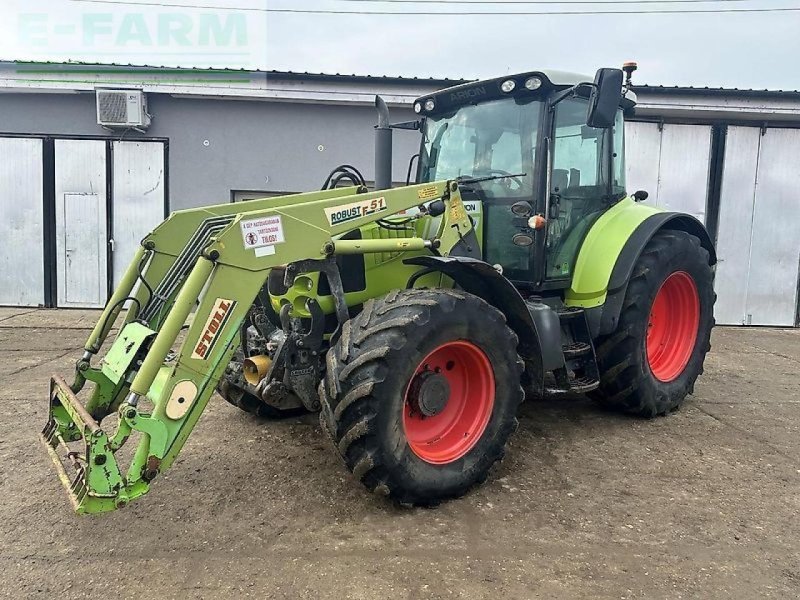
xmin=42 ymin=64 xmax=716 ymax=513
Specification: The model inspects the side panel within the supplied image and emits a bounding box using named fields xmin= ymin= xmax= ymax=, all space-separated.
xmin=714 ymin=126 xmax=760 ymax=325
xmin=655 ymin=124 xmax=712 ymax=223
xmin=624 ymin=121 xmax=661 ymax=200
xmin=54 ymin=139 xmax=108 ymax=308
xmin=0 ymin=137 xmax=44 ymax=306
xmin=565 ymin=198 xmax=662 ymax=308
xmin=746 ymin=128 xmax=800 ymax=326
xmin=112 ymin=141 xmax=166 ymax=287
xmin=625 ymin=122 xmax=712 ymax=223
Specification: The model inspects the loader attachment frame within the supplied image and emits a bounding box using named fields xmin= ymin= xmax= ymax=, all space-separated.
xmin=41 ymin=180 xmax=472 ymax=514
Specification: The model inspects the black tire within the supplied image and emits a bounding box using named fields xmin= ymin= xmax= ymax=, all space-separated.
xmin=591 ymin=230 xmax=715 ymax=417
xmin=321 ymin=288 xmax=524 ymax=506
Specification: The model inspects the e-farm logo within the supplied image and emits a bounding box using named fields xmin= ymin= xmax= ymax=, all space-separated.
xmin=15 ymin=4 xmax=267 ymax=77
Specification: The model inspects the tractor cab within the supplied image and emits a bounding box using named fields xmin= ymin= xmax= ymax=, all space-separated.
xmin=414 ymin=69 xmax=633 ymax=290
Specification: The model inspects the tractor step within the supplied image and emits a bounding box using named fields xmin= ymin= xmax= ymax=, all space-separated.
xmin=545 ymin=374 xmax=600 ymax=395
xmin=566 ymin=374 xmax=600 ymax=393
xmin=562 ymin=341 xmax=591 ymax=358
xmin=548 ymin=306 xmax=601 ymax=395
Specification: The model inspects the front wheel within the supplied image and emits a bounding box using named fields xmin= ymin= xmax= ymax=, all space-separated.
xmin=591 ymin=230 xmax=715 ymax=417
xmin=321 ymin=288 xmax=524 ymax=505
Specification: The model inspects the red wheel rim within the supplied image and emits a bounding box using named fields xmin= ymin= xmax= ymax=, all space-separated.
xmin=402 ymin=341 xmax=495 ymax=464
xmin=646 ymin=271 xmax=700 ymax=382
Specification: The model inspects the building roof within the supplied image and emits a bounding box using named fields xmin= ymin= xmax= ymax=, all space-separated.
xmin=7 ymin=60 xmax=800 ymax=95
xmin=2 ymin=61 xmax=800 ymax=120
xmin=632 ymin=84 xmax=800 ymax=100
xmin=2 ymin=60 xmax=466 ymax=86
xmin=0 ymin=60 xmax=461 ymax=107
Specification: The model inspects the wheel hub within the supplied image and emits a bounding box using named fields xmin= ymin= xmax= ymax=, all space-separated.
xmin=646 ymin=270 xmax=700 ymax=382
xmin=402 ymin=340 xmax=495 ymax=465
xmin=408 ymin=370 xmax=450 ymax=417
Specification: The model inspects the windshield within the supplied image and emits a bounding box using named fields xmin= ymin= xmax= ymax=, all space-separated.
xmin=419 ymin=98 xmax=541 ymax=199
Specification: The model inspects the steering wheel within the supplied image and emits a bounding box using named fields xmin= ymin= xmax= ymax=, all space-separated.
xmin=487 ymin=169 xmax=524 ymax=193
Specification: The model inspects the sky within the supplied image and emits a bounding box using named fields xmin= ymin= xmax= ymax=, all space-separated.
xmin=0 ymin=0 xmax=798 ymax=89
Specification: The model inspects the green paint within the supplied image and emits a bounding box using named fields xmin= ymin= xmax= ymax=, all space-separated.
xmin=565 ymin=197 xmax=662 ymax=308
xmin=101 ymin=322 xmax=156 ymax=383
xmin=129 ymin=257 xmax=214 ymax=396
xmin=332 ymin=237 xmax=430 ymax=254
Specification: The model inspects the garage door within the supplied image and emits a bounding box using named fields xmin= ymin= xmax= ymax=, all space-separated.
xmin=111 ymin=141 xmax=166 ymax=287
xmin=0 ymin=137 xmax=44 ymax=306
xmin=55 ymin=139 xmax=108 ymax=308
xmin=715 ymin=126 xmax=800 ymax=326
xmin=625 ymin=122 xmax=712 ymax=223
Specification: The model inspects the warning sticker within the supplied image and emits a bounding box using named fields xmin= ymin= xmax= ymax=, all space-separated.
xmin=417 ymin=185 xmax=439 ymax=201
xmin=240 ymin=215 xmax=285 ymax=250
xmin=449 ymin=202 xmax=467 ymax=222
xmin=324 ymin=197 xmax=388 ymax=227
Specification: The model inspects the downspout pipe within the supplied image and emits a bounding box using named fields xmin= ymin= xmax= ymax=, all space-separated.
xmin=374 ymin=95 xmax=393 ymax=191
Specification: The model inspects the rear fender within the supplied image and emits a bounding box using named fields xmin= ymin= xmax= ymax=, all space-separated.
xmin=566 ymin=197 xmax=716 ymax=336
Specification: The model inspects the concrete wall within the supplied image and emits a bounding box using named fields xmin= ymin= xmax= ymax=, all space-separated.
xmin=0 ymin=92 xmax=422 ymax=210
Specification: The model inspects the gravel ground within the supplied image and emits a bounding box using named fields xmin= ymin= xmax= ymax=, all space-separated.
xmin=1 ymin=307 xmax=799 ymax=599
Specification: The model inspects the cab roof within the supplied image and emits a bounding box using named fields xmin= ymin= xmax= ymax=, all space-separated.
xmin=415 ymin=69 xmax=636 ymax=116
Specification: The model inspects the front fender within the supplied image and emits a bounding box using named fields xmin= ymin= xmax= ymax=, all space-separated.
xmin=404 ymin=256 xmax=565 ymax=380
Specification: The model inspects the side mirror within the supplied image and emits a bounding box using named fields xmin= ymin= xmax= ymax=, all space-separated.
xmin=587 ymin=68 xmax=623 ymax=129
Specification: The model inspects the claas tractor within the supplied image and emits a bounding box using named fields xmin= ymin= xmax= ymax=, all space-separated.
xmin=41 ymin=66 xmax=716 ymax=514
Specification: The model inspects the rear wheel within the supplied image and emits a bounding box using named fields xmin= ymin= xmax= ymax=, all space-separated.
xmin=321 ymin=288 xmax=524 ymax=505
xmin=591 ymin=230 xmax=715 ymax=417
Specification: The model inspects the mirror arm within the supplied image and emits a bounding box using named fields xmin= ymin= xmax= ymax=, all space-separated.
xmin=390 ymin=120 xmax=423 ymax=131
xmin=549 ymin=82 xmax=596 ymax=110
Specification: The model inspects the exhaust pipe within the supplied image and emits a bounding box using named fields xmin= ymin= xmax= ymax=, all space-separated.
xmin=374 ymin=95 xmax=393 ymax=191
xmin=242 ymin=355 xmax=272 ymax=387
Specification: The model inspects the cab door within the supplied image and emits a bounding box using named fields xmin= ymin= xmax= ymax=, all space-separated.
xmin=545 ymin=97 xmax=625 ymax=282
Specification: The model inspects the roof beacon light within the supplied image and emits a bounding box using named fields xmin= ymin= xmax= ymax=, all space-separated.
xmin=524 ymin=76 xmax=542 ymax=91
xmin=622 ymin=61 xmax=638 ymax=88
xmin=500 ymin=79 xmax=516 ymax=93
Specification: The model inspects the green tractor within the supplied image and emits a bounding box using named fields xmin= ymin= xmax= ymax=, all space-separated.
xmin=41 ymin=66 xmax=715 ymax=514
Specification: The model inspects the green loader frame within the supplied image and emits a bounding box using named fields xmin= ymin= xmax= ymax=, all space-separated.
xmin=41 ymin=180 xmax=470 ymax=514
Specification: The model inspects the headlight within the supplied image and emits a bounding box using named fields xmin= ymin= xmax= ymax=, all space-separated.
xmin=500 ymin=79 xmax=516 ymax=93
xmin=424 ymin=98 xmax=435 ymax=112
xmin=524 ymin=76 xmax=542 ymax=91
xmin=414 ymin=102 xmax=422 ymax=114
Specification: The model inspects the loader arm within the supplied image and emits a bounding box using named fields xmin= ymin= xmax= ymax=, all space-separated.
xmin=41 ymin=180 xmax=473 ymax=514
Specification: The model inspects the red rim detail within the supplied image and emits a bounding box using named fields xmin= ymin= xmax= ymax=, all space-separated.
xmin=402 ymin=341 xmax=495 ymax=464
xmin=646 ymin=271 xmax=700 ymax=382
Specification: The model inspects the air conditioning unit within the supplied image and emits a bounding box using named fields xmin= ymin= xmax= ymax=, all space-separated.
xmin=96 ymin=89 xmax=151 ymax=130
